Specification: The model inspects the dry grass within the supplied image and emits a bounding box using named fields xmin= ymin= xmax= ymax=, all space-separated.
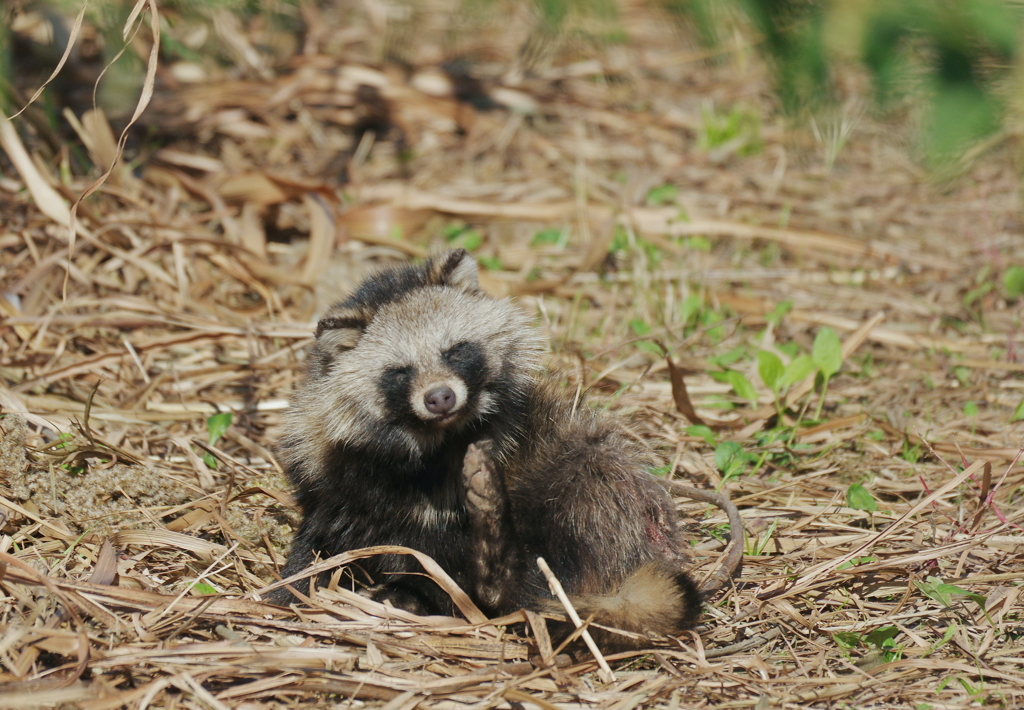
xmin=2 ymin=1 xmax=1024 ymax=708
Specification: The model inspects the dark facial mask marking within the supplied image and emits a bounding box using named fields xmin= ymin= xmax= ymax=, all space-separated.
xmin=443 ymin=341 xmax=486 ymax=393
xmin=379 ymin=365 xmax=415 ymax=421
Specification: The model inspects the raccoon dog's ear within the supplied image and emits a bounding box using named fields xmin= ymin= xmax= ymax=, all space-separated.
xmin=427 ymin=248 xmax=479 ymax=293
xmin=315 ymin=309 xmax=366 ymax=353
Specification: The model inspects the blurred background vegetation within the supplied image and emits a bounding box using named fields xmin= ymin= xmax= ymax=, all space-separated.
xmin=2 ymin=0 xmax=1022 ymax=174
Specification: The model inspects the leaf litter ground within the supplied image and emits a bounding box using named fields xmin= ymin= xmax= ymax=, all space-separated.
xmin=1 ymin=2 xmax=1023 ymax=709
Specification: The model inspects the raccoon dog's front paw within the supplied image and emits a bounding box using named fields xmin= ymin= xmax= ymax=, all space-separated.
xmin=462 ymin=441 xmax=503 ymax=521
xmin=461 ymin=440 xmax=518 ymax=609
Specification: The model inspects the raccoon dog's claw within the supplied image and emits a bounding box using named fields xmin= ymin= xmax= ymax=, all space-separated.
xmin=462 ymin=441 xmax=503 ymax=520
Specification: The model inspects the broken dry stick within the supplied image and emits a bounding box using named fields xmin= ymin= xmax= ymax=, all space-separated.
xmin=535 ymin=556 xmax=615 ymax=684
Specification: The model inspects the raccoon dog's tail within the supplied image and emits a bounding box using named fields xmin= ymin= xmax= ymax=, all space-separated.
xmin=544 ymin=564 xmax=701 ymax=650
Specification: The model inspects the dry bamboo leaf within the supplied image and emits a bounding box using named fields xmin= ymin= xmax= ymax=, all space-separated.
xmin=63 ymin=109 xmax=125 ymax=185
xmin=240 ymin=201 xmax=268 ymax=259
xmin=153 ymin=148 xmax=225 ymax=172
xmin=339 ymin=204 xmax=432 ymax=254
xmin=218 ymin=173 xmax=290 ymax=205
xmin=262 ymin=545 xmax=487 ymax=624
xmin=301 ymin=193 xmax=336 ymax=284
xmin=0 ymin=683 xmax=100 ymax=708
xmin=0 ymin=110 xmax=71 ymax=227
xmin=666 ymin=356 xmax=706 ymax=426
xmin=0 ymin=293 xmax=33 ymax=342
xmin=87 ymin=539 xmax=119 ymax=586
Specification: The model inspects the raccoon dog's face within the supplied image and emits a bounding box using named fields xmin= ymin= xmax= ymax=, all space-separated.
xmin=294 ymin=250 xmax=543 ymax=459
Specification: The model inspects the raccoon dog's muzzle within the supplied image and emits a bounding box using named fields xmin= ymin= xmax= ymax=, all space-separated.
xmin=411 ymin=377 xmax=469 ymax=424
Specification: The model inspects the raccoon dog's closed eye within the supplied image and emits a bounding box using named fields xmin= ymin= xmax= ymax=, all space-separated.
xmin=385 ymin=365 xmax=413 ymax=380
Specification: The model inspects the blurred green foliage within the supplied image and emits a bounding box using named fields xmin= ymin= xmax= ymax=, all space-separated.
xmin=0 ymin=6 xmax=11 ymax=111
xmin=6 ymin=0 xmax=1022 ymax=170
xmin=664 ymin=0 xmax=1022 ymax=166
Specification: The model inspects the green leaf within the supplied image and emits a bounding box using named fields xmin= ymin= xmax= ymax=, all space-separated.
xmin=680 ymin=295 xmax=702 ymax=326
xmin=636 ymin=340 xmax=665 ymax=356
xmin=833 ymin=632 xmax=862 ymax=650
xmin=863 ymin=625 xmax=899 ymax=650
xmin=765 ymin=300 xmax=794 ymax=326
xmin=442 ymin=223 xmax=466 ymax=240
xmin=902 ymin=440 xmax=922 ymax=464
xmin=707 ymin=346 xmax=746 ymax=368
xmin=778 ymin=354 xmax=815 ymax=390
xmin=953 ymin=366 xmax=971 ymax=386
xmin=192 ymin=582 xmax=217 ymax=595
xmin=686 ymin=235 xmax=711 ymax=252
xmin=629 ymin=318 xmax=652 ymax=336
xmin=812 ymin=327 xmax=842 ymax=379
xmin=915 ymin=576 xmax=987 ymax=610
xmin=1005 ymin=266 xmax=1024 ymax=298
xmin=608 ymin=226 xmax=630 ymax=253
xmin=837 ymin=555 xmax=877 ymax=570
xmin=757 ymin=351 xmax=784 ymax=391
xmin=207 ymin=412 xmax=233 ymax=447
xmin=646 ymin=183 xmax=678 ymax=206
xmin=531 ymin=227 xmax=564 ymax=247
xmin=723 ymin=370 xmax=757 ymax=402
xmin=777 ymin=341 xmax=800 ymax=358
xmin=846 ymin=483 xmax=878 ymax=512
xmin=453 ymin=229 xmax=483 ymax=251
xmin=924 ymin=623 xmax=959 ymax=657
xmin=201 ymin=452 xmax=218 ymax=470
xmin=714 ymin=440 xmax=752 ymax=478
xmin=963 ymin=401 xmax=978 ymax=417
xmin=477 ymin=255 xmax=503 ymax=271
xmin=1013 ymin=397 xmax=1024 ymax=422
xmin=963 ymin=281 xmax=994 ymax=307
xmin=685 ymin=425 xmax=717 ymax=446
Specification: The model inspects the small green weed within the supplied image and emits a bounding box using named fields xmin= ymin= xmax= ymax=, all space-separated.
xmin=836 ymin=555 xmax=877 ymax=571
xmin=202 ymin=412 xmax=232 ymax=469
xmin=699 ymin=103 xmax=762 ymax=157
xmin=811 ymin=326 xmax=842 ymax=419
xmin=745 ymin=517 xmax=778 ymax=556
xmin=645 ymin=183 xmax=678 ymax=206
xmin=1004 ymin=266 xmax=1024 ymax=298
xmin=477 ymin=255 xmax=503 ymax=271
xmin=714 ymin=440 xmax=756 ymax=484
xmin=685 ymin=425 xmax=717 ymax=446
xmin=833 ymin=625 xmax=903 ymax=663
xmin=531 ymin=227 xmax=567 ymax=248
xmin=443 ymin=223 xmax=483 ymax=251
xmin=915 ymin=575 xmax=988 ymax=615
xmin=846 ymin=483 xmax=877 ymax=512
xmin=711 ymin=369 xmax=757 ymax=403
xmin=902 ymin=439 xmax=923 ymax=464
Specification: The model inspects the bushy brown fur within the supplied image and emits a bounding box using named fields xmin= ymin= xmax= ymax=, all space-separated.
xmin=274 ymin=249 xmax=700 ymax=648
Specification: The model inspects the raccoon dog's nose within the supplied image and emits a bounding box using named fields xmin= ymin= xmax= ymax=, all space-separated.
xmin=424 ymin=386 xmax=457 ymax=415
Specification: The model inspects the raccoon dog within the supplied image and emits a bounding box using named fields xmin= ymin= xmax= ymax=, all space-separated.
xmin=275 ymin=249 xmax=700 ymax=647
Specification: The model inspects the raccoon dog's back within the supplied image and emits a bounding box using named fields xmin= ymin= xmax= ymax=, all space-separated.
xmin=275 ymin=249 xmax=700 ymax=647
